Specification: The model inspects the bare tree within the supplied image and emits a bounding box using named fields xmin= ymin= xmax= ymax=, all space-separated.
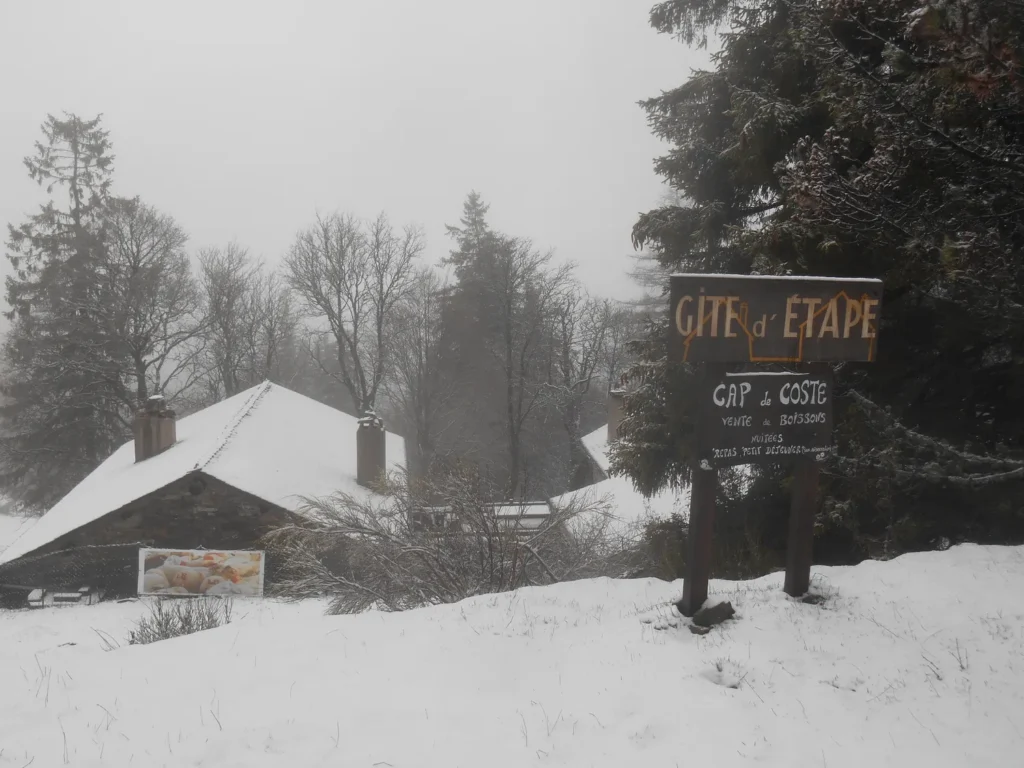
xmin=198 ymin=243 xmax=257 ymax=398
xmin=285 ymin=211 xmax=422 ymax=414
xmin=486 ymin=237 xmax=573 ymax=498
xmin=241 ymin=268 xmax=300 ymax=386
xmin=382 ymin=266 xmax=452 ymax=475
xmin=543 ymin=286 xmax=612 ymax=487
xmin=97 ymin=196 xmax=206 ymax=407
xmin=600 ymin=303 xmax=644 ymax=389
xmin=197 ymin=244 xmax=298 ymax=401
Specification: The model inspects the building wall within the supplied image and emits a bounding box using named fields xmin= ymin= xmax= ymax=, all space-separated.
xmin=0 ymin=472 xmax=295 ymax=598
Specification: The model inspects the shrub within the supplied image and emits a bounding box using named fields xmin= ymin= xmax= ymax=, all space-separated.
xmin=641 ymin=508 xmax=781 ymax=582
xmin=128 ymin=597 xmax=233 ymax=645
xmin=265 ymin=466 xmax=639 ymax=613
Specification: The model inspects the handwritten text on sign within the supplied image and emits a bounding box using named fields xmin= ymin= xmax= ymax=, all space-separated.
xmin=669 ymin=274 xmax=883 ymax=363
xmin=697 ymin=372 xmax=834 ymax=469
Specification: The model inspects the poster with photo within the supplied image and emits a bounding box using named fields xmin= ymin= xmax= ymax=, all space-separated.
xmin=137 ymin=548 xmax=265 ymax=597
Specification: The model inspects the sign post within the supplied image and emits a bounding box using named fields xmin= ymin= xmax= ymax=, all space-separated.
xmin=785 ymin=458 xmax=820 ymax=597
xmin=679 ymin=463 xmax=717 ymax=616
xmin=669 ymin=274 xmax=882 ymax=614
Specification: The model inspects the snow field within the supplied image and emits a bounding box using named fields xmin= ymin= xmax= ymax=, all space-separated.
xmin=0 ymin=544 xmax=1022 ymax=767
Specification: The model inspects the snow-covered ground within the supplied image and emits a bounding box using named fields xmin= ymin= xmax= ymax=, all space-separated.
xmin=2 ymin=544 xmax=1023 ymax=767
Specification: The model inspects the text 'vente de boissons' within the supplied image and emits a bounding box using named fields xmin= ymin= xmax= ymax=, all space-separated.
xmin=698 ymin=373 xmax=834 ymax=467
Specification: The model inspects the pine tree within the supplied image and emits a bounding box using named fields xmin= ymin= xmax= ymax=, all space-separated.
xmin=0 ymin=113 xmax=128 ymax=512
xmin=436 ymin=193 xmax=573 ymax=499
xmin=615 ymin=0 xmax=816 ymax=495
xmin=443 ymin=190 xmax=492 ymax=276
xmin=436 ymin=193 xmax=508 ymax=492
xmin=617 ymin=0 xmax=1024 ymax=558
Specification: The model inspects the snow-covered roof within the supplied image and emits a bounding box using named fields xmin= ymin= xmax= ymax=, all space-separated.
xmin=0 ymin=512 xmax=38 ymax=556
xmin=489 ymin=503 xmax=550 ymax=531
xmin=0 ymin=382 xmax=406 ymax=566
xmin=580 ymin=419 xmax=754 ymax=499
xmin=416 ymin=503 xmax=550 ymax=518
xmin=488 ymin=502 xmax=550 ymax=517
xmin=581 ymin=424 xmax=611 ymax=475
xmin=549 ymin=476 xmax=690 ymax=541
xmin=571 ymin=418 xmax=695 ymax=539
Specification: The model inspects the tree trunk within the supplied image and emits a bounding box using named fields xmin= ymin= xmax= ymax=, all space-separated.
xmin=507 ymin=410 xmax=521 ymax=500
xmin=562 ymin=398 xmax=588 ymax=490
xmin=135 ymin=357 xmax=149 ymax=406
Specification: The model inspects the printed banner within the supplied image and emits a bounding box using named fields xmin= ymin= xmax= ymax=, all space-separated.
xmin=138 ymin=548 xmax=265 ymax=597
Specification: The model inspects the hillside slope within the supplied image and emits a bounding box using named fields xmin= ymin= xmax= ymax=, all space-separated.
xmin=1 ymin=544 xmax=1022 ymax=767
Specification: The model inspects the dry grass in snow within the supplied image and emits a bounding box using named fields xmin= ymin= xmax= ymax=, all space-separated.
xmin=1 ymin=544 xmax=1023 ymax=767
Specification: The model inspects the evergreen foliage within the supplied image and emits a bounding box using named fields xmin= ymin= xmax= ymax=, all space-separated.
xmin=0 ymin=115 xmax=310 ymax=512
xmin=436 ymin=193 xmax=620 ymax=500
xmin=617 ymin=0 xmax=1024 ymax=559
xmin=0 ymin=114 xmax=128 ymax=510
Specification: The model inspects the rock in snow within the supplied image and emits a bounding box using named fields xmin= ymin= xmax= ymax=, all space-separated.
xmin=692 ymin=599 xmax=736 ymax=627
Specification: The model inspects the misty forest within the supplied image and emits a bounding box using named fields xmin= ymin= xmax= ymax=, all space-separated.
xmin=2 ymin=0 xmax=1024 ymax=583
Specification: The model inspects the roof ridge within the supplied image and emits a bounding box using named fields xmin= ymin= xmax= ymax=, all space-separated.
xmin=193 ymin=381 xmax=275 ymax=473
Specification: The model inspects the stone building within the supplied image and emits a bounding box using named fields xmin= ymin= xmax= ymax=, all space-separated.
xmin=0 ymin=381 xmax=406 ymax=599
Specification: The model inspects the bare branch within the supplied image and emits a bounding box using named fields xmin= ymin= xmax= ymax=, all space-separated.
xmin=285 ymin=211 xmax=420 ymax=413
xmin=264 ymin=467 xmax=638 ymax=612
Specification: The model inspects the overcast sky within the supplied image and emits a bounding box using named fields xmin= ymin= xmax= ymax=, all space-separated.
xmin=0 ymin=0 xmax=708 ymax=305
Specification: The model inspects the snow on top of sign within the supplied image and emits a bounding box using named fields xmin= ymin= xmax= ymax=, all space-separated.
xmin=670 ymin=272 xmax=883 ymax=283
xmin=0 ymin=382 xmax=406 ymax=566
xmin=724 ymin=371 xmax=811 ymax=377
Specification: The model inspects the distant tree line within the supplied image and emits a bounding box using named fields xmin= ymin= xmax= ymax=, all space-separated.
xmin=616 ymin=0 xmax=1024 ymax=570
xmin=0 ymin=114 xmax=640 ymax=512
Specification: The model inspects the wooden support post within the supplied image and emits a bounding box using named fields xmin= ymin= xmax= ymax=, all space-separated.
xmin=678 ymin=465 xmax=718 ymax=617
xmin=784 ymin=458 xmax=819 ymax=597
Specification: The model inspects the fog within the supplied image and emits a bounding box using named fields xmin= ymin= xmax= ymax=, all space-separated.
xmin=0 ymin=0 xmax=707 ymax=304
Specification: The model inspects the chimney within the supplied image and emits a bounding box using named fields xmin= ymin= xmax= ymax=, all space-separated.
xmin=357 ymin=412 xmax=387 ymax=488
xmin=607 ymin=388 xmax=626 ymax=442
xmin=134 ymin=395 xmax=177 ymax=463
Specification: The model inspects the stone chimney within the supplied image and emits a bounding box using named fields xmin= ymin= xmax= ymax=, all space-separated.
xmin=134 ymin=395 xmax=177 ymax=463
xmin=357 ymin=412 xmax=387 ymax=488
xmin=607 ymin=388 xmax=626 ymax=443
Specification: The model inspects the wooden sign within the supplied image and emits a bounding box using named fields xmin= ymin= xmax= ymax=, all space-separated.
xmin=671 ymin=273 xmax=884 ymax=617
xmin=697 ymin=372 xmax=834 ymax=469
xmin=669 ymin=274 xmax=883 ymax=364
